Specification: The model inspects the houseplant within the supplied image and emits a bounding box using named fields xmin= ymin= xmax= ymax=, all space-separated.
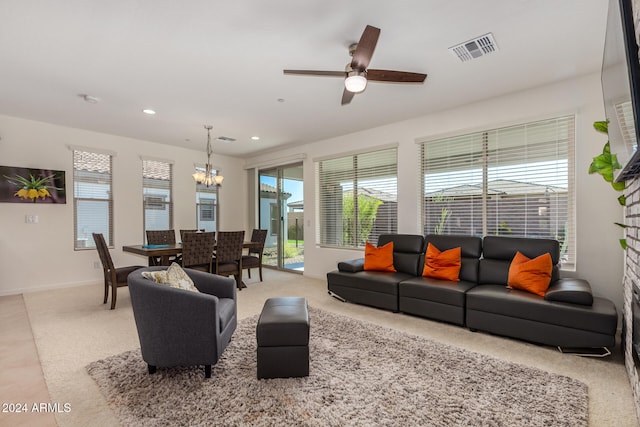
xmin=588 ymin=120 xmax=627 ymax=248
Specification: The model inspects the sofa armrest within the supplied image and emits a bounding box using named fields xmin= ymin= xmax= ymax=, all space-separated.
xmin=338 ymin=258 xmax=365 ymax=273
xmin=544 ymin=278 xmax=594 ymax=306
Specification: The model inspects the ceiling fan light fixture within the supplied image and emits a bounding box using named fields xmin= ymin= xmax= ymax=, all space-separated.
xmin=345 ymin=71 xmax=367 ymax=93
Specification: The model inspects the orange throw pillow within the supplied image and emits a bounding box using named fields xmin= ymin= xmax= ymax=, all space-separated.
xmin=422 ymin=243 xmax=461 ymax=281
xmin=364 ymin=242 xmax=396 ymax=272
xmin=507 ymin=251 xmax=553 ymax=296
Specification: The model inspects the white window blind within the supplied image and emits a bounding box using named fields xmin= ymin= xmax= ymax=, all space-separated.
xmin=143 ymin=160 xmax=173 ymax=234
xmin=196 ymin=182 xmax=218 ymax=232
xmin=73 ymin=150 xmax=113 ymax=249
xmin=316 ymin=147 xmax=397 ymax=248
xmin=421 ymin=116 xmax=576 ymax=269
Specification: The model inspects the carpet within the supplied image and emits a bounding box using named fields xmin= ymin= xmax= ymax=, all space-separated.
xmin=86 ymin=307 xmax=588 ymax=426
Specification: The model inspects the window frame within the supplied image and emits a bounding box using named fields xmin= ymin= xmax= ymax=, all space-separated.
xmin=72 ymin=148 xmax=114 ymax=250
xmin=142 ymin=158 xmax=174 ymax=234
xmin=315 ymin=146 xmax=398 ymax=249
xmin=419 ymin=115 xmax=576 ymax=270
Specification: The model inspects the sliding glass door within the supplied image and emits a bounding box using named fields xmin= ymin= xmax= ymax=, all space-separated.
xmin=258 ymin=163 xmax=304 ymax=271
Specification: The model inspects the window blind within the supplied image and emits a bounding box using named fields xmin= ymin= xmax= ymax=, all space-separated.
xmin=316 ymin=147 xmax=397 ymax=248
xmin=196 ymin=181 xmax=218 ymax=232
xmin=421 ymin=116 xmax=576 ymax=269
xmin=143 ymin=159 xmax=173 ymax=234
xmin=73 ymin=150 xmax=113 ymax=249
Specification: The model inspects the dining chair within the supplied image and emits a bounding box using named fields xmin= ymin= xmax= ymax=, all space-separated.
xmin=146 ymin=229 xmax=178 ymax=265
xmin=179 ymin=229 xmax=204 ymax=242
xmin=92 ymin=233 xmax=144 ymax=309
xmin=181 ymin=231 xmax=216 ymax=273
xmin=213 ymin=231 xmax=245 ymax=289
xmin=242 ymin=229 xmax=268 ymax=281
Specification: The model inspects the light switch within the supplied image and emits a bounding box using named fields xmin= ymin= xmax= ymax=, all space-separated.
xmin=25 ymin=215 xmax=39 ymax=223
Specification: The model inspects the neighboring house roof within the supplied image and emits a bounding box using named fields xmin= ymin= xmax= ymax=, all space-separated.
xmin=259 ymin=182 xmax=292 ymax=199
xmin=344 ymin=188 xmax=397 ymax=203
xmin=425 ymin=179 xmax=567 ymax=197
xmin=288 ymin=200 xmax=304 ymax=209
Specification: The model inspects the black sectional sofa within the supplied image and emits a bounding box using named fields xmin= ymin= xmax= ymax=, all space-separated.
xmin=327 ymin=234 xmax=618 ymax=352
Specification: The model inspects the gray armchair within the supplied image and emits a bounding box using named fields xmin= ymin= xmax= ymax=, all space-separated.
xmin=127 ymin=266 xmax=237 ymax=378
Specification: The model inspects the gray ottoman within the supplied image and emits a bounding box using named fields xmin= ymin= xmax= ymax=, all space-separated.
xmin=257 ymin=297 xmax=309 ymax=379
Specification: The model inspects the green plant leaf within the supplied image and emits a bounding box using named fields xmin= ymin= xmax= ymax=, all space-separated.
xmin=614 ymin=222 xmax=628 ymax=228
xmin=593 ymin=120 xmax=609 ymax=134
xmin=620 ymin=239 xmax=628 ymax=250
xmin=617 ymin=193 xmax=627 ymax=205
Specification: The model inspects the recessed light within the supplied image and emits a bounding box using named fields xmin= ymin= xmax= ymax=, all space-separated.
xmin=251 ymin=136 xmax=260 ymax=141
xmin=277 ymin=98 xmax=285 ymax=103
xmin=142 ymin=109 xmax=156 ymax=115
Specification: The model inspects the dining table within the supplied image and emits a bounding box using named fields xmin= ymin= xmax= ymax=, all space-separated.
xmin=122 ymin=241 xmax=260 ymax=267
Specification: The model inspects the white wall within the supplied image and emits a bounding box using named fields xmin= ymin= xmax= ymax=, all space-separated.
xmin=246 ymin=72 xmax=626 ymax=314
xmin=0 ymin=115 xmax=248 ymax=295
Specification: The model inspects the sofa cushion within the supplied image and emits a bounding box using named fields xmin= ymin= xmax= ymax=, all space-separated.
xmin=422 ymin=243 xmax=461 ymax=281
xmin=425 ymin=234 xmax=481 ymax=283
xmin=507 ymin=251 xmax=552 ymax=296
xmin=378 ymin=234 xmax=425 ymax=276
xmin=327 ymin=270 xmax=415 ymax=295
xmin=400 ymin=277 xmax=477 ymax=307
xmin=479 ymin=236 xmax=560 ymax=285
xmin=364 ymin=242 xmax=396 ymax=272
xmin=466 ymin=285 xmax=616 ymax=335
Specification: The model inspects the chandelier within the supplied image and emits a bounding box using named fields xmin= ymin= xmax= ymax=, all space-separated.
xmin=192 ymin=125 xmax=224 ymax=187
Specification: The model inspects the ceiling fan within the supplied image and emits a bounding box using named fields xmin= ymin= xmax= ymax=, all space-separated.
xmin=283 ymin=25 xmax=427 ymax=105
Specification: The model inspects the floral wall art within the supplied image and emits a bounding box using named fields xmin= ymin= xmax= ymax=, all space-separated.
xmin=0 ymin=165 xmax=66 ymax=203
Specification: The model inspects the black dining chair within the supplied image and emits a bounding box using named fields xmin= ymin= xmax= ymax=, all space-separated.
xmin=179 ymin=229 xmax=205 ymax=242
xmin=146 ymin=229 xmax=178 ymax=265
xmin=93 ymin=233 xmax=144 ymax=309
xmin=213 ymin=231 xmax=245 ymax=289
xmin=181 ymin=231 xmax=216 ymax=273
xmin=242 ymin=229 xmax=268 ymax=281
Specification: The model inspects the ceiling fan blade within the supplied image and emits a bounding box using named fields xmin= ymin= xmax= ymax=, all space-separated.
xmin=341 ymin=88 xmax=355 ymax=105
xmin=351 ymin=25 xmax=380 ymax=70
xmin=366 ymin=69 xmax=427 ymax=83
xmin=283 ymin=70 xmax=346 ymax=77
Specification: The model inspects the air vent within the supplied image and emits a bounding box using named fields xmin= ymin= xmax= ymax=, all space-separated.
xmin=449 ymin=33 xmax=498 ymax=62
xmin=216 ymin=136 xmax=236 ymax=143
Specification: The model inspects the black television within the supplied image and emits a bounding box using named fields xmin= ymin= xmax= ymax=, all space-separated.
xmin=601 ymin=0 xmax=640 ymax=182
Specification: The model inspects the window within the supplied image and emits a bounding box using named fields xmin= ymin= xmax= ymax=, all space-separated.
xmin=316 ymin=147 xmax=398 ymax=248
xmin=143 ymin=159 xmax=173 ymax=232
xmin=196 ymin=183 xmax=218 ymax=232
xmin=420 ymin=115 xmax=575 ymax=269
xmin=73 ymin=149 xmax=113 ymax=249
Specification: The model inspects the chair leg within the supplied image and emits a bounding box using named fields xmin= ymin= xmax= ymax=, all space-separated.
xmin=204 ymin=365 xmax=211 ymax=378
xmin=148 ymin=364 xmax=157 ymax=375
xmin=247 ymin=268 xmax=251 ymax=278
xmin=259 ymin=265 xmax=263 ymax=282
xmin=110 ymin=284 xmax=117 ymax=310
xmin=103 ymin=281 xmax=109 ymax=304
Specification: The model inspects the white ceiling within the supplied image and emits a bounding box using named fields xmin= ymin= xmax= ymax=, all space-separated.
xmin=0 ymin=0 xmax=608 ymax=157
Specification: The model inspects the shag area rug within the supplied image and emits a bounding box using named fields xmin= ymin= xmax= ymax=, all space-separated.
xmin=87 ymin=307 xmax=588 ymax=426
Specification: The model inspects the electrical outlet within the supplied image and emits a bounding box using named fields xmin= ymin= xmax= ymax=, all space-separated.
xmin=94 ymin=261 xmax=101 ymax=269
